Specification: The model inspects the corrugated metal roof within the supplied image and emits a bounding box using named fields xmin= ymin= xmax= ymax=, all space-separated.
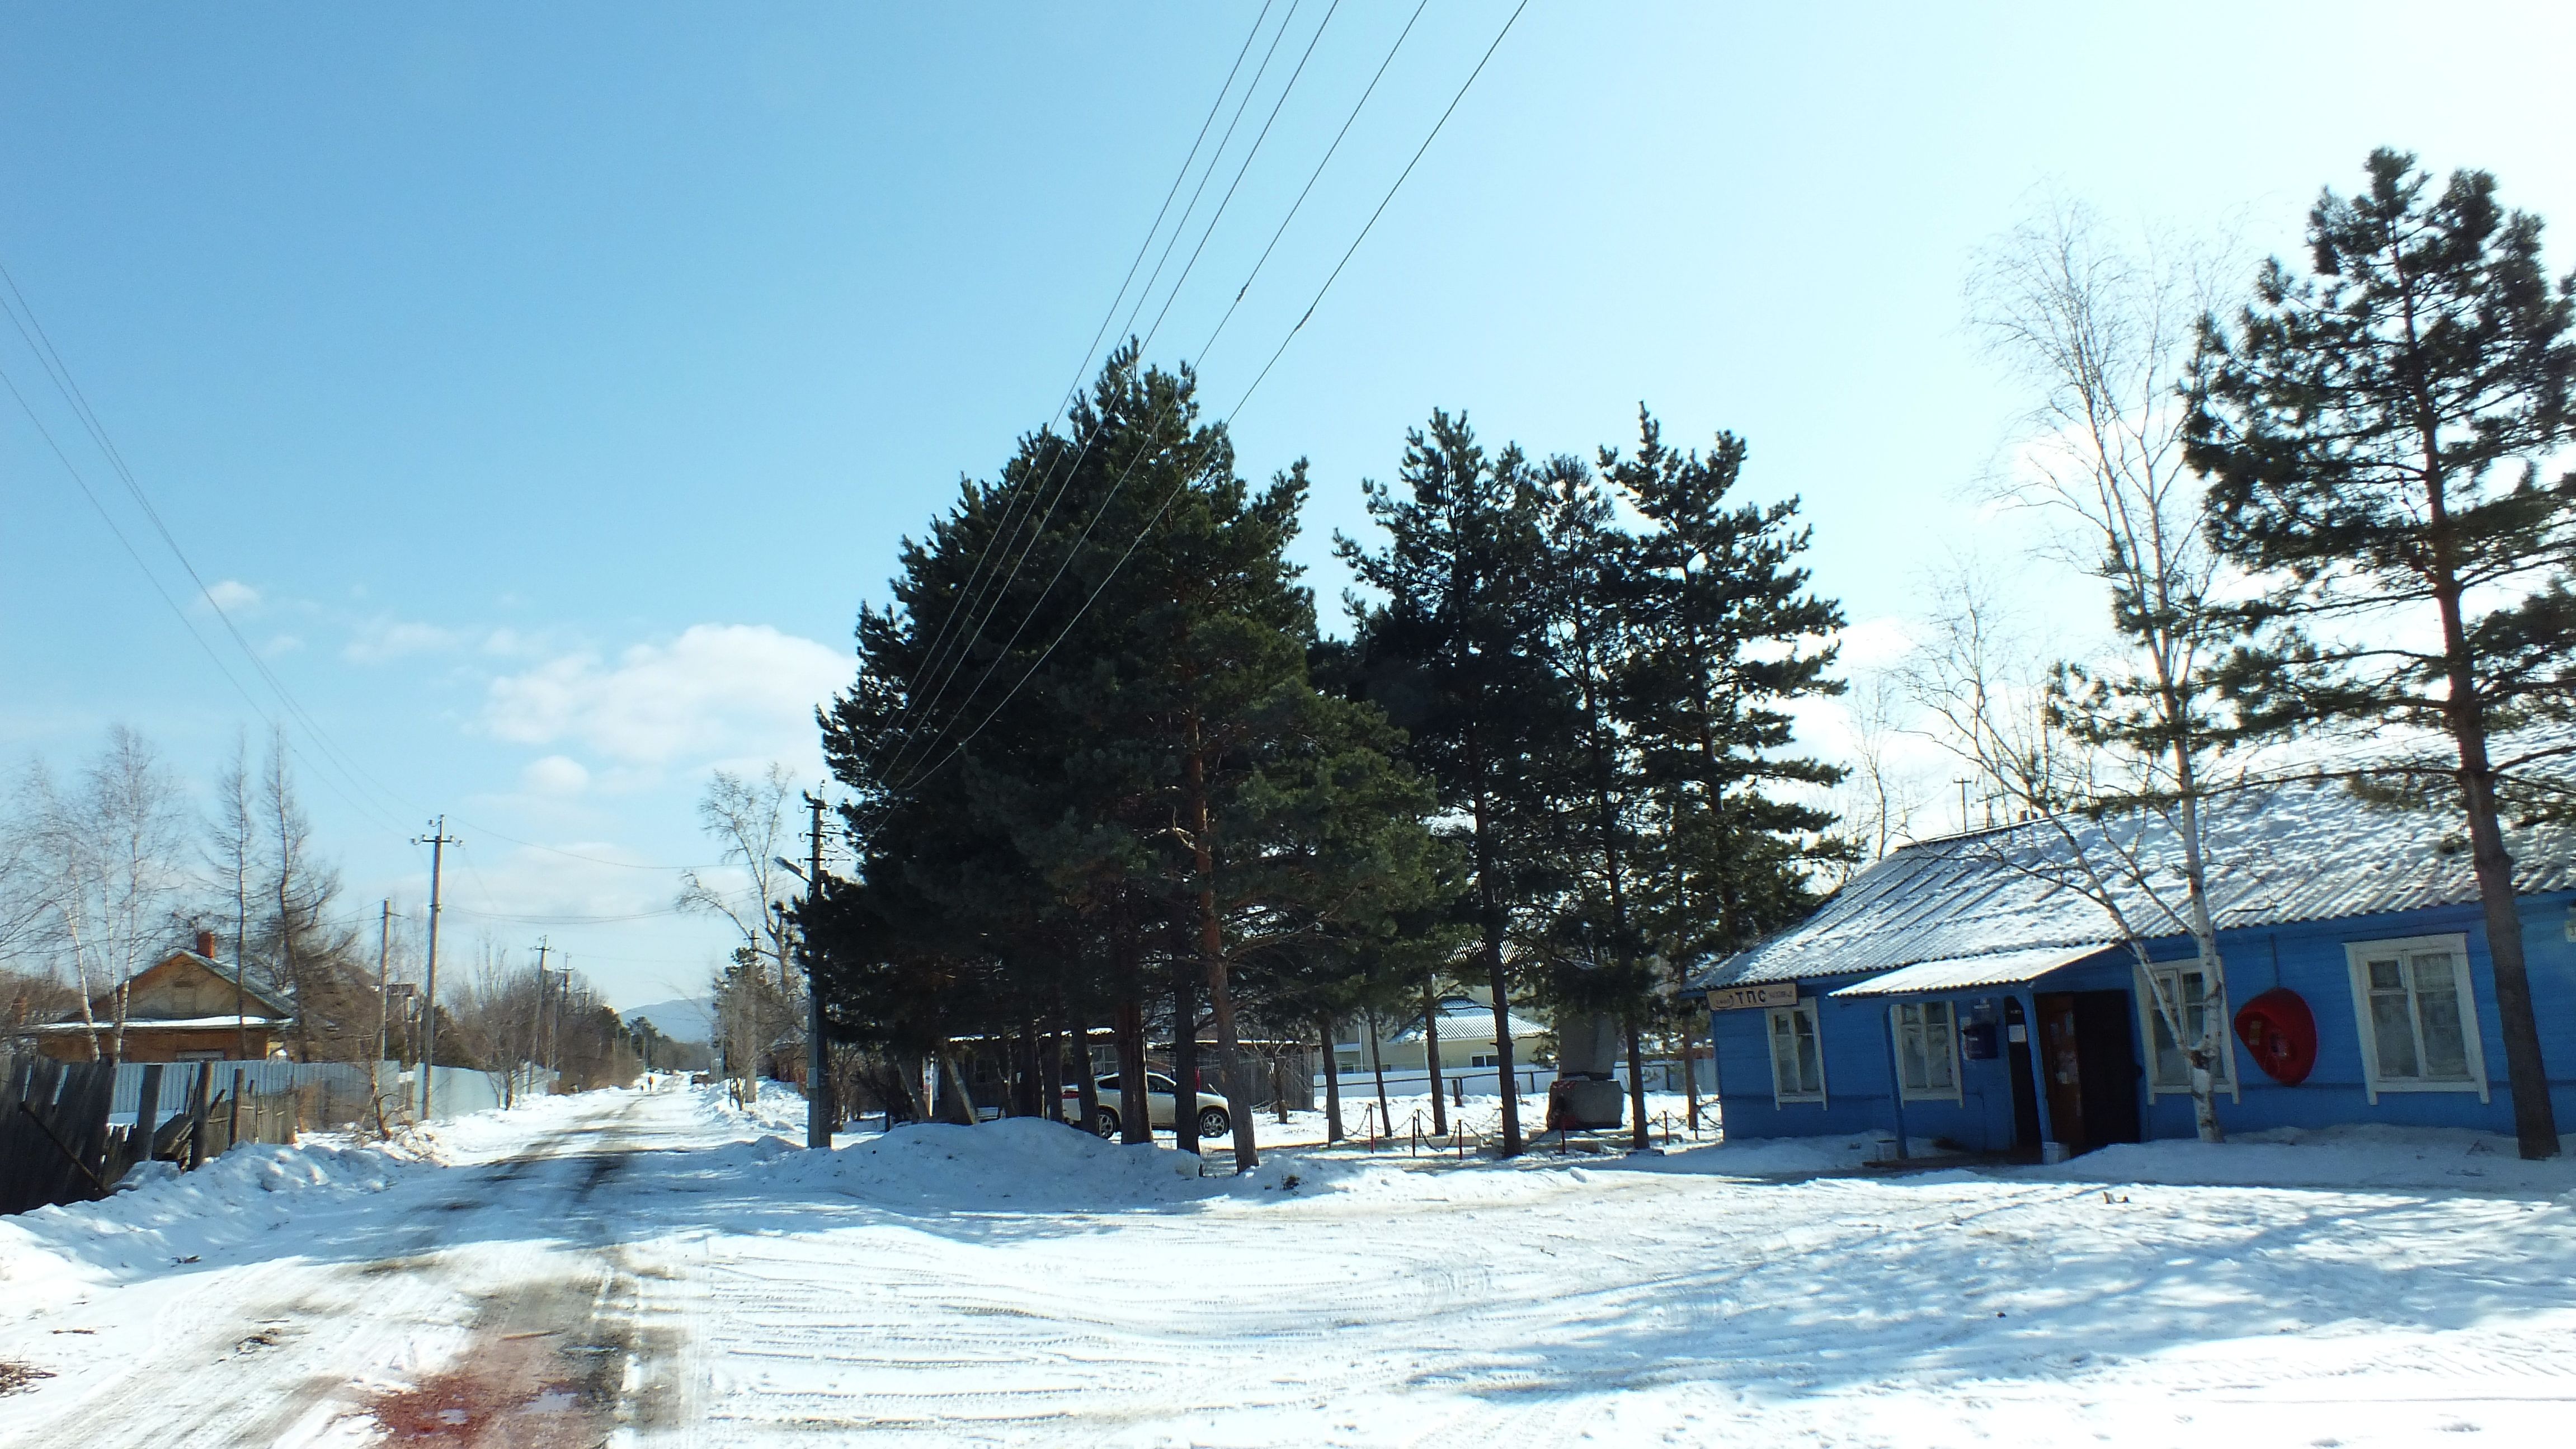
xmin=1828 ymin=944 xmax=2116 ymax=998
xmin=1389 ymin=1012 xmax=1550 ymax=1045
xmin=1697 ymin=768 xmax=2576 ymax=991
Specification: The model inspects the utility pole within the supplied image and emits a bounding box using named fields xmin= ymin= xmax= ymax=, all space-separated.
xmin=376 ymin=900 xmax=394 ymax=1085
xmin=533 ymin=937 xmax=552 ymax=1073
xmin=414 ymin=818 xmax=459 ymax=1120
xmin=556 ymin=956 xmax=569 ymax=1086
xmin=802 ymin=791 xmax=830 ymax=1151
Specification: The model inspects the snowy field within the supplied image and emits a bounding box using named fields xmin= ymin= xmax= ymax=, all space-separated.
xmin=2 ymin=1081 xmax=2573 ymax=1447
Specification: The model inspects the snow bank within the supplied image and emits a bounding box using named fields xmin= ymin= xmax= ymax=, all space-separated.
xmin=698 ymin=1078 xmax=812 ymax=1138
xmin=0 ymin=1138 xmax=417 ymax=1293
xmin=736 ymin=1119 xmax=1226 ymax=1209
xmin=2026 ymin=1123 xmax=2576 ymax=1194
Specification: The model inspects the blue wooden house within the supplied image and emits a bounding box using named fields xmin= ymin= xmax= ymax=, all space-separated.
xmin=1693 ymin=775 xmax=2576 ymax=1156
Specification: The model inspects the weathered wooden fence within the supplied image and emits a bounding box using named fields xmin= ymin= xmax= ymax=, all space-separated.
xmin=1 ymin=1056 xmax=312 ymax=1216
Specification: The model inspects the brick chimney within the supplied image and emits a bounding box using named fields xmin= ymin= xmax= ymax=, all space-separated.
xmin=195 ymin=927 xmax=219 ymax=959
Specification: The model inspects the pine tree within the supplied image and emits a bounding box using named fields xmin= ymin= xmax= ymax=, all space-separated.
xmin=1530 ymin=453 xmax=1660 ymax=1147
xmin=2184 ymin=149 xmax=2576 ymax=1159
xmin=817 ymin=347 xmax=1443 ymax=1167
xmin=1604 ymin=410 xmax=1845 ymax=1127
xmin=1338 ymin=412 xmax=1578 ymax=1156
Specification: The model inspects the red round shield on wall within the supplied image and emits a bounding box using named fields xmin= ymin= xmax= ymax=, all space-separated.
xmin=2233 ymin=987 xmax=2319 ymax=1086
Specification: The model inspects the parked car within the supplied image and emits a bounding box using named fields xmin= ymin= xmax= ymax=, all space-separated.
xmin=1067 ymin=1072 xmax=1230 ymax=1140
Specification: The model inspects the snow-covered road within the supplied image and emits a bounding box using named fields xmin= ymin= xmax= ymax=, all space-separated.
xmin=4 ymin=1083 xmax=2573 ymax=1447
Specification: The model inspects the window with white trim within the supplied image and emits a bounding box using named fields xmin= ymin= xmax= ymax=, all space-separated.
xmin=2344 ymin=934 xmax=2486 ymax=1100
xmin=1892 ymin=1000 xmax=1961 ymax=1102
xmin=1765 ymin=1000 xmax=1826 ymax=1104
xmin=2138 ymin=963 xmax=2235 ymax=1099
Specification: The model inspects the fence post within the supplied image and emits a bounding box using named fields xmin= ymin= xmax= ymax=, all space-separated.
xmin=186 ymin=1064 xmax=214 ymax=1169
xmin=133 ymin=1065 xmax=164 ymax=1165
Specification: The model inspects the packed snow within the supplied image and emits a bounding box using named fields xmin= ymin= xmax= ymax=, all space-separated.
xmin=3 ymin=1081 xmax=2572 ymax=1447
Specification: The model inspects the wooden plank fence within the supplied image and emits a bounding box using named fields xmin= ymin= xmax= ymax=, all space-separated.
xmin=1 ymin=1055 xmax=310 ymax=1216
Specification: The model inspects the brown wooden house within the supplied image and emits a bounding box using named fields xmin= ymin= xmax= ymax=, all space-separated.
xmin=29 ymin=930 xmax=294 ymax=1063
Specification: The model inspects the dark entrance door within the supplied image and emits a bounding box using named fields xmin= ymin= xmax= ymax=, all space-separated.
xmin=2035 ymin=990 xmax=2142 ymax=1154
xmin=2004 ymin=998 xmax=2042 ymax=1153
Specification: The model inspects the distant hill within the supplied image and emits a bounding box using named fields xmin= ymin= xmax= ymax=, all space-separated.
xmin=623 ymin=996 xmax=713 ymax=1045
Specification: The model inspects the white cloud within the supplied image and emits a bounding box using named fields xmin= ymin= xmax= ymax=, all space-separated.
xmin=1834 ymin=615 xmax=1916 ymax=669
xmin=483 ymin=623 xmax=846 ymax=769
xmin=482 ymin=627 xmax=546 ymax=658
xmin=345 ymin=618 xmax=463 ymax=664
xmin=521 ymin=754 xmax=591 ymax=796
xmin=203 ymin=578 xmax=261 ymax=613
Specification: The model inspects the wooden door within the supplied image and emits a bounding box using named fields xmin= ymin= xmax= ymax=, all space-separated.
xmin=2071 ymin=991 xmax=2142 ymax=1146
xmin=2036 ymin=992 xmax=2087 ymax=1152
xmin=2004 ymin=998 xmax=2042 ymax=1152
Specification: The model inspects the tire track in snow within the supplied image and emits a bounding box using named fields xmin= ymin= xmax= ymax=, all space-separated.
xmin=0 ymin=1097 xmax=675 ymax=1449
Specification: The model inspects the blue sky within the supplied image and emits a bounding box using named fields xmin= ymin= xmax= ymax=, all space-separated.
xmin=6 ymin=3 xmax=2573 ymax=1010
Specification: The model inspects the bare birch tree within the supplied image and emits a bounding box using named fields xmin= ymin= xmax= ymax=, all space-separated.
xmin=677 ymin=764 xmax=802 ymax=982
xmin=1904 ymin=576 xmax=2234 ymax=1140
xmin=1962 ymin=203 xmax=2245 ymax=1141
xmin=13 ymin=731 xmax=192 ymax=1061
xmin=1825 ymin=669 xmax=1928 ymax=883
xmin=257 ymin=733 xmax=368 ymax=1064
xmin=205 ymin=731 xmax=259 ymax=1059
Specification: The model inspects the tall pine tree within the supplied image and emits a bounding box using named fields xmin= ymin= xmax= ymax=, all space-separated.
xmin=1605 ymin=409 xmax=1847 ymax=1126
xmin=2185 ymin=149 xmax=2576 ymax=1159
xmin=1338 ymin=412 xmax=1579 ymax=1156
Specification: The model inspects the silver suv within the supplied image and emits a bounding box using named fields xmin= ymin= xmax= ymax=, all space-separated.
xmin=1067 ymin=1072 xmax=1230 ymax=1140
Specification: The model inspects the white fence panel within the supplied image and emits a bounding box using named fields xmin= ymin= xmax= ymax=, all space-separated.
xmin=110 ymin=1061 xmax=558 ymax=1127
xmin=1318 ymin=1058 xmax=1708 ymax=1100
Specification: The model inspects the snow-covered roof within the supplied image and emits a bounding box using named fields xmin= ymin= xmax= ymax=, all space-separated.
xmin=1698 ymin=770 xmax=2576 ymax=992
xmin=87 ymin=949 xmax=298 ymax=1019
xmin=24 ymin=1015 xmax=289 ymax=1033
xmin=1829 ymin=943 xmax=2116 ymax=998
xmin=1387 ymin=1009 xmax=1551 ymax=1045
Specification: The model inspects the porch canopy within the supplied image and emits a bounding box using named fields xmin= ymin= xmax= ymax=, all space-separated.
xmin=1828 ymin=942 xmax=2115 ymax=998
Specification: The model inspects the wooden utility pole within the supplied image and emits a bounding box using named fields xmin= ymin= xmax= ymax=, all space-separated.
xmin=376 ymin=900 xmax=394 ymax=1082
xmin=800 ymin=792 xmax=830 ymax=1150
xmin=533 ymin=937 xmax=552 ymax=1072
xmin=555 ymin=956 xmax=568 ymax=1085
xmin=414 ymin=819 xmax=458 ymax=1119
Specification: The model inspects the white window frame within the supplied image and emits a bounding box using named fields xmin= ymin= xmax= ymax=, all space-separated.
xmin=1765 ymin=1000 xmax=1827 ymax=1105
xmin=1890 ymin=1000 xmax=1963 ymax=1104
xmin=2344 ymin=933 xmax=2488 ymax=1103
xmin=2135 ymin=961 xmax=2241 ymax=1104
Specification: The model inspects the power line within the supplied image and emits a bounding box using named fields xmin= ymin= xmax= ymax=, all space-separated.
xmin=444 ymin=906 xmax=694 ymax=926
xmin=2 ymin=261 xmax=743 ymax=877
xmin=0 ymin=262 xmax=420 ymax=834
xmin=878 ymin=0 xmax=1328 ymax=774
xmin=0 ymin=361 xmax=412 ymax=838
xmin=873 ymin=1 xmax=1284 ymax=766
xmin=878 ymin=0 xmax=1382 ymax=789
xmin=888 ymin=0 xmax=1533 ymax=798
xmin=1226 ymin=0 xmax=1532 ymax=415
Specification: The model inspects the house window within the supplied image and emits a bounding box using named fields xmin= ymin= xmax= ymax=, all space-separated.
xmin=2138 ymin=963 xmax=2235 ymax=1099
xmin=1892 ymin=1000 xmax=1960 ymax=1102
xmin=1469 ymin=1054 xmax=1498 ymax=1069
xmin=2344 ymin=935 xmax=2486 ymax=1101
xmin=1766 ymin=1000 xmax=1825 ymax=1104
